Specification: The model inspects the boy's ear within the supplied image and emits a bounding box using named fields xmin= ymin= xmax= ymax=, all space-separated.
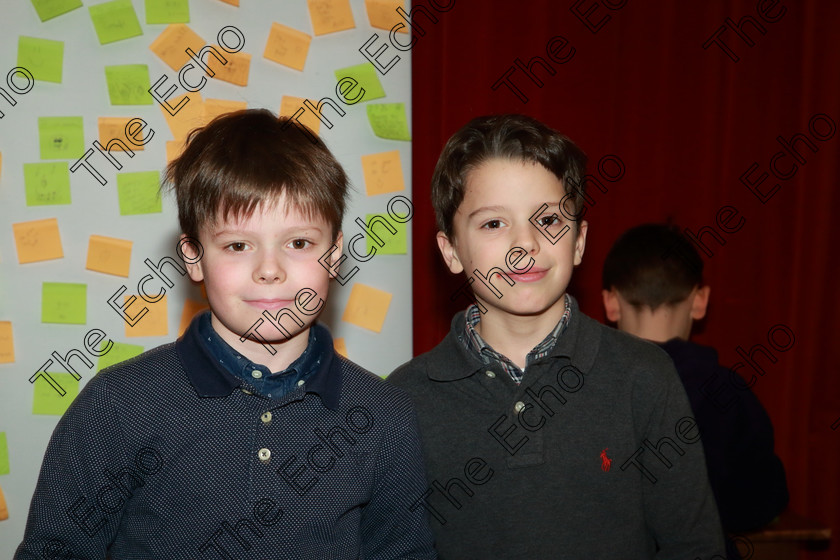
xmin=436 ymin=231 xmax=464 ymax=274
xmin=180 ymin=233 xmax=205 ymax=282
xmin=690 ymin=285 xmax=710 ymax=320
xmin=573 ymin=220 xmax=588 ymax=266
xmin=602 ymin=288 xmax=621 ymax=323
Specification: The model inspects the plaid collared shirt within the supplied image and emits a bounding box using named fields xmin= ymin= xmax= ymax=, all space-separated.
xmin=461 ymin=293 xmax=573 ymax=384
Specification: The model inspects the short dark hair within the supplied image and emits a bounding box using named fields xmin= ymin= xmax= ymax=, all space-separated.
xmin=165 ymin=108 xmax=348 ymax=241
xmin=431 ymin=114 xmax=588 ymax=239
xmin=602 ymin=223 xmax=703 ymax=309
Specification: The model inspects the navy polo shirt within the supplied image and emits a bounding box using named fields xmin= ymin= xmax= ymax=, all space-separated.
xmin=15 ymin=312 xmax=436 ymax=560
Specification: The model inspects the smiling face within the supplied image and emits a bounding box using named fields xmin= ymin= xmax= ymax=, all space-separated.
xmin=183 ymin=193 xmax=342 ymax=368
xmin=437 ymin=158 xmax=587 ymax=323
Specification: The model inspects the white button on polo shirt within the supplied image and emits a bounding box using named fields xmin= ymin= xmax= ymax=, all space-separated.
xmin=251 ymin=369 xmax=263 ymax=379
xmin=514 ymin=401 xmax=525 ymax=413
xmin=485 ymin=370 xmax=496 ymax=378
xmin=258 ymin=448 xmax=271 ymax=462
xmin=261 ymin=412 xmax=272 ymax=423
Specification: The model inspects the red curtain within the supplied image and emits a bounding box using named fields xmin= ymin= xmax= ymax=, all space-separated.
xmin=411 ymin=0 xmax=840 ymax=557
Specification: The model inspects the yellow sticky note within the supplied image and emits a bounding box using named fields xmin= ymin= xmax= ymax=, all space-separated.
xmin=279 ymin=96 xmax=321 ymax=136
xmin=166 ymin=139 xmax=186 ymax=162
xmin=159 ymin=91 xmax=204 ymax=141
xmin=179 ymin=298 xmax=209 ymax=335
xmin=149 ymin=24 xmax=206 ymax=72
xmin=264 ymin=23 xmax=312 ymax=71
xmin=125 ymin=294 xmax=168 ymax=337
xmin=86 ymin=235 xmax=132 ymax=277
xmin=342 ymin=283 xmax=392 ymax=332
xmin=206 ymin=48 xmax=251 ymax=86
xmin=12 ymin=218 xmax=63 ymax=263
xmin=365 ymin=0 xmax=407 ymax=32
xmin=333 ymin=337 xmax=348 ymax=358
xmin=98 ymin=117 xmax=143 ymax=151
xmin=308 ymin=0 xmax=355 ymax=35
xmin=33 ymin=373 xmax=79 ymax=415
xmin=361 ymin=150 xmax=405 ymax=196
xmin=367 ymin=103 xmax=411 ymax=140
xmin=204 ymin=98 xmax=247 ymax=123
xmin=0 ymin=322 xmax=14 ymax=363
xmin=0 ymin=483 xmax=7 ymax=520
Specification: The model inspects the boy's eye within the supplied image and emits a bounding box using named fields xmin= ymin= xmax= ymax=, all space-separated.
xmin=289 ymin=239 xmax=311 ymax=250
xmin=539 ymin=214 xmax=562 ymax=227
xmin=482 ymin=219 xmax=503 ymax=229
xmin=226 ymin=242 xmax=249 ymax=252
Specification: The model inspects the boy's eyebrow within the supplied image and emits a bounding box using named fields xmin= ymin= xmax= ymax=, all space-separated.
xmin=467 ymin=202 xmax=562 ymax=220
xmin=211 ymin=226 xmax=324 ymax=238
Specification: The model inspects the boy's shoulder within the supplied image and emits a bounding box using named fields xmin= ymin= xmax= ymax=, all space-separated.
xmin=335 ymin=353 xmax=417 ymax=413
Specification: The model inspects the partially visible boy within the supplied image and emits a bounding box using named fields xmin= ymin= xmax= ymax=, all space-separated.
xmin=601 ymin=223 xmax=789 ymax=537
xmin=388 ymin=114 xmax=725 ymax=558
xmin=16 ymin=109 xmax=435 ymax=559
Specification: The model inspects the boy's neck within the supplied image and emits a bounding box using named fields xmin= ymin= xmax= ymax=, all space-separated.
xmin=473 ymin=295 xmax=568 ymax=371
xmin=211 ymin=314 xmax=312 ymax=373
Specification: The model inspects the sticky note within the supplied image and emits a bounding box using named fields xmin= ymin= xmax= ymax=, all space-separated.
xmin=365 ymin=213 xmax=407 ymax=254
xmin=206 ymin=48 xmax=251 ymax=86
xmin=365 ymin=0 xmax=407 ymax=32
xmin=145 ymin=0 xmax=189 ymax=23
xmin=97 ymin=341 xmax=144 ymax=371
xmin=38 ymin=117 xmax=84 ymax=159
xmin=204 ymin=98 xmax=247 ymax=122
xmin=179 ymin=298 xmax=209 ymax=335
xmin=86 ymin=235 xmax=132 ymax=277
xmin=17 ymin=36 xmax=64 ymax=83
xmin=342 ymin=283 xmax=392 ymax=332
xmin=116 ymin=171 xmax=162 ymax=215
xmin=0 ymin=433 xmax=8 ymax=474
xmin=361 ymin=150 xmax=405 ymax=196
xmin=367 ymin=103 xmax=410 ymax=141
xmin=42 ymin=282 xmax=86 ymax=324
xmin=33 ymin=373 xmax=79 ymax=415
xmin=160 ymin=91 xmax=204 ymax=140
xmin=0 ymin=483 xmax=8 ymax=520
xmin=149 ymin=24 xmax=206 ymax=71
xmin=264 ymin=23 xmax=312 ymax=71
xmin=279 ymin=96 xmax=320 ymax=136
xmin=99 ymin=117 xmax=144 ymax=152
xmin=125 ymin=294 xmax=168 ymax=337
xmin=334 ymin=337 xmax=348 ymax=357
xmin=30 ymin=0 xmax=82 ymax=21
xmin=12 ymin=218 xmax=64 ymax=263
xmin=308 ymin=0 xmax=355 ymax=35
xmin=105 ymin=65 xmax=153 ymax=105
xmin=89 ymin=0 xmax=143 ymax=44
xmin=219 ymin=0 xmax=239 ymax=5
xmin=24 ymin=162 xmax=71 ymax=206
xmin=334 ymin=63 xmax=385 ymax=102
xmin=0 ymin=322 xmax=14 ymax=364
xmin=166 ymin=139 xmax=186 ymax=162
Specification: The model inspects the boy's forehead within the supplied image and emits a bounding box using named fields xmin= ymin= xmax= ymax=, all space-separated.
xmin=206 ymin=197 xmax=331 ymax=234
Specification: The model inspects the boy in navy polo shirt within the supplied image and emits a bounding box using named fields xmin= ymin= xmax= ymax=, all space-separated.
xmin=16 ymin=109 xmax=436 ymax=560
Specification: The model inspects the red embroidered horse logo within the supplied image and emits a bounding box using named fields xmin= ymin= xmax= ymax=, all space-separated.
xmin=600 ymin=448 xmax=612 ymax=472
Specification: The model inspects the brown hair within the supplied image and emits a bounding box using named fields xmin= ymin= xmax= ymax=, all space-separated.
xmin=164 ymin=108 xmax=348 ymax=241
xmin=431 ymin=114 xmax=588 ymax=239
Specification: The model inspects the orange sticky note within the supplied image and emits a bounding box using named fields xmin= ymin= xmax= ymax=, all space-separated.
xmin=179 ymin=298 xmax=209 ymax=335
xmin=207 ymin=48 xmax=251 ymax=86
xmin=86 ymin=235 xmax=132 ymax=277
xmin=361 ymin=150 xmax=405 ymax=196
xmin=308 ymin=0 xmax=355 ymax=35
xmin=204 ymin=98 xmax=247 ymax=122
xmin=0 ymin=483 xmax=8 ymax=521
xmin=166 ymin=139 xmax=186 ymax=162
xmin=99 ymin=117 xmax=144 ymax=151
xmin=342 ymin=283 xmax=392 ymax=332
xmin=149 ymin=24 xmax=206 ymax=71
xmin=333 ymin=337 xmax=348 ymax=358
xmin=125 ymin=294 xmax=168 ymax=337
xmin=279 ymin=96 xmax=321 ymax=136
xmin=160 ymin=91 xmax=205 ymax=141
xmin=365 ymin=0 xmax=407 ymax=32
xmin=218 ymin=0 xmax=239 ymax=5
xmin=12 ymin=218 xmax=63 ymax=263
xmin=264 ymin=23 xmax=312 ymax=71
xmin=0 ymin=322 xmax=14 ymax=363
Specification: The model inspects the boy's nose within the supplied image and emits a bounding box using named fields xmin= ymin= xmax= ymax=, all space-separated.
xmin=254 ymin=252 xmax=286 ymax=283
xmin=514 ymin=222 xmax=541 ymax=255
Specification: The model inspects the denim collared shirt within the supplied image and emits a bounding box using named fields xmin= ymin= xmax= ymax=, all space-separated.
xmin=197 ymin=311 xmax=324 ymax=400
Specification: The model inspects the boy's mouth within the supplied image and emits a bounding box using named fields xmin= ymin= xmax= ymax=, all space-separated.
xmin=511 ymin=268 xmax=548 ymax=283
xmin=244 ymin=298 xmax=295 ymax=311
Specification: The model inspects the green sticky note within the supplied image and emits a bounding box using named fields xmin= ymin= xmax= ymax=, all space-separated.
xmin=105 ymin=65 xmax=153 ymax=105
xmin=366 ymin=103 xmax=411 ymax=141
xmin=30 ymin=0 xmax=82 ymax=22
xmin=33 ymin=373 xmax=79 ymax=415
xmin=42 ymin=282 xmax=87 ymax=324
xmin=145 ymin=0 xmax=190 ymax=23
xmin=38 ymin=117 xmax=85 ymax=160
xmin=89 ymin=0 xmax=143 ymax=44
xmin=0 ymin=432 xmax=9 ymax=475
xmin=17 ymin=36 xmax=64 ymax=83
xmin=365 ymin=214 xmax=407 ymax=255
xmin=97 ymin=341 xmax=144 ymax=371
xmin=117 ymin=171 xmax=162 ymax=215
xmin=334 ymin=63 xmax=386 ymax=103
xmin=24 ymin=162 xmax=72 ymax=206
